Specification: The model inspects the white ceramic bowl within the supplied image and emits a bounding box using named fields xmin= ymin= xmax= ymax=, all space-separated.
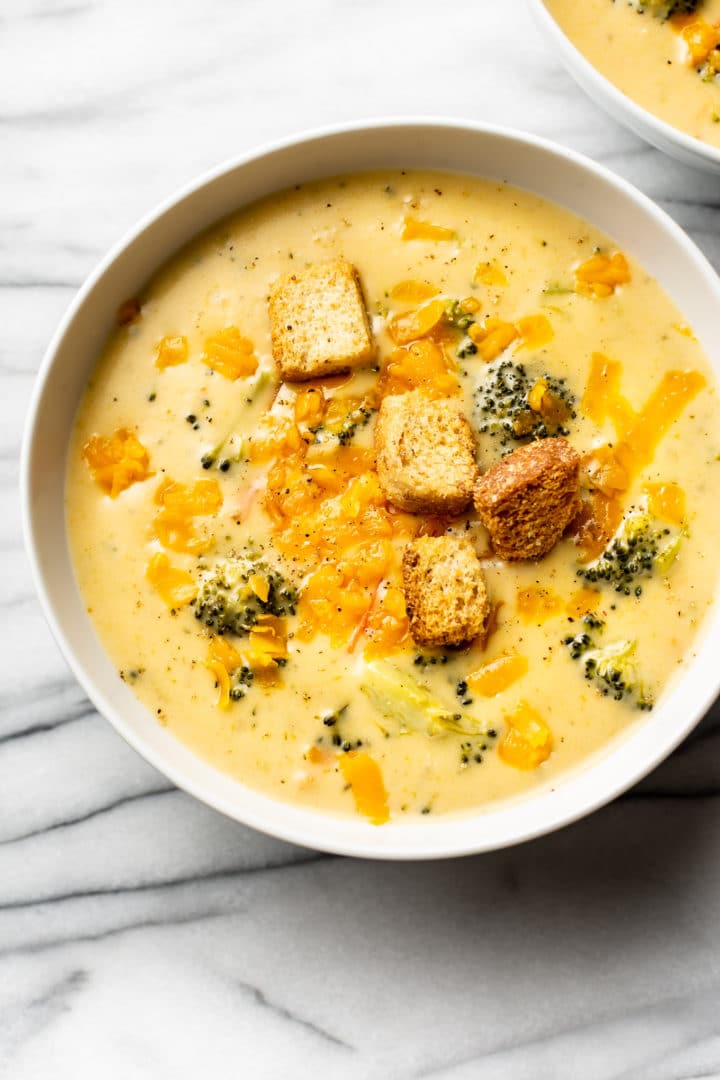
xmin=528 ymin=0 xmax=720 ymax=174
xmin=21 ymin=119 xmax=720 ymax=859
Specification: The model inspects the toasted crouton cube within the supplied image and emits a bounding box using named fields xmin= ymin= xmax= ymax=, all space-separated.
xmin=268 ymin=259 xmax=375 ymax=380
xmin=474 ymin=437 xmax=580 ymax=560
xmin=374 ymin=390 xmax=477 ymax=514
xmin=402 ymin=535 xmax=490 ymax=647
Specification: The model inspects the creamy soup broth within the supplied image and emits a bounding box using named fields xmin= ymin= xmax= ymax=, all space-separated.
xmin=547 ymin=0 xmax=720 ymax=147
xmin=66 ymin=170 xmax=720 ymax=823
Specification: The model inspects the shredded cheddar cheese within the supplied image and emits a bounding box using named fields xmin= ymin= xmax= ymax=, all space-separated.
xmin=82 ymin=429 xmax=152 ymax=498
xmin=146 ymin=552 xmax=197 ymax=609
xmin=202 ymin=327 xmax=258 ymax=380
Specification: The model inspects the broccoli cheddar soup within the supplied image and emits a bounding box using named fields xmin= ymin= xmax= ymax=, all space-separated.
xmin=546 ymin=0 xmax=720 ymax=148
xmin=67 ymin=170 xmax=720 ymax=825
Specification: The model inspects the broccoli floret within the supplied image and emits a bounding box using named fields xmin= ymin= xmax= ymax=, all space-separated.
xmin=313 ymin=397 xmax=376 ymax=446
xmin=194 ymin=554 xmax=297 ymax=635
xmin=437 ymin=301 xmax=479 ymax=358
xmin=444 ymin=299 xmax=476 ymax=332
xmin=360 ymin=660 xmax=492 ymax=738
xmin=228 ymin=665 xmax=254 ymax=701
xmin=473 ymin=359 xmax=576 ymax=446
xmin=629 ymin=0 xmax=699 ymax=18
xmin=564 ymin=634 xmax=654 ymax=709
xmin=564 ymin=631 xmax=594 ymax=659
xmin=577 ymin=506 xmax=682 ymax=596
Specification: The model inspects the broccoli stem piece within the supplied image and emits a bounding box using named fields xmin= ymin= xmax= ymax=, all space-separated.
xmin=360 ymin=660 xmax=488 ymax=737
xmin=201 ymin=371 xmax=272 ymax=470
xmin=542 ymin=284 xmax=574 ymax=296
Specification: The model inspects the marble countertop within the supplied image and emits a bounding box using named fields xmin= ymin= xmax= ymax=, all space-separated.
xmin=4 ymin=0 xmax=720 ymax=1076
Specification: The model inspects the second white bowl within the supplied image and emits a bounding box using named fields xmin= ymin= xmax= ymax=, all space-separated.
xmin=21 ymin=118 xmax=720 ymax=858
xmin=528 ymin=0 xmax=720 ymax=173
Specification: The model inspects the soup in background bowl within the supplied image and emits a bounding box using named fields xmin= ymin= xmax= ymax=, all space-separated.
xmin=529 ymin=0 xmax=720 ymax=172
xmin=21 ymin=121 xmax=720 ymax=858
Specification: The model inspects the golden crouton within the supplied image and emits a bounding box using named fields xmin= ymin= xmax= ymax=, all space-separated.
xmin=268 ymin=259 xmax=375 ymax=381
xmin=402 ymin=535 xmax=490 ymax=647
xmin=474 ymin=437 xmax=580 ymax=560
xmin=374 ymin=390 xmax=477 ymax=514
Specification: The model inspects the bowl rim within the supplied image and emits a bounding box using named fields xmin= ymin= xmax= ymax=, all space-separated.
xmin=20 ymin=116 xmax=720 ymax=859
xmin=526 ymin=0 xmax=720 ymax=170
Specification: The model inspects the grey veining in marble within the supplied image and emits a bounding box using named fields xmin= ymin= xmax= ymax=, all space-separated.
xmin=3 ymin=0 xmax=720 ymax=1076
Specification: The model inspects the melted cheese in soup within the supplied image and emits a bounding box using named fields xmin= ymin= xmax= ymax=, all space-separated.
xmin=66 ymin=170 xmax=720 ymax=824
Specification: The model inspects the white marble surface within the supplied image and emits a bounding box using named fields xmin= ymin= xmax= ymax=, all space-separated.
xmin=3 ymin=0 xmax=720 ymax=1076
